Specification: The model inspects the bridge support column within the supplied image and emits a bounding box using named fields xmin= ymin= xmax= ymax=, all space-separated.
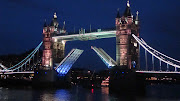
xmin=25 ymin=63 xmax=26 ymax=71
xmin=36 ymin=50 xmax=39 ymax=63
xmin=167 ymin=64 xmax=169 ymax=71
xmin=145 ymin=50 xmax=148 ymax=70
xmin=175 ymin=67 xmax=177 ymax=72
xmin=33 ymin=69 xmax=71 ymax=88
xmin=152 ymin=55 xmax=154 ymax=71
xmin=29 ymin=60 xmax=30 ymax=70
xmin=33 ymin=13 xmax=71 ymax=88
xmin=115 ymin=1 xmax=140 ymax=70
xmin=159 ymin=60 xmax=162 ymax=71
xmin=52 ymin=39 xmax=66 ymax=63
xmin=109 ymin=66 xmax=145 ymax=92
xmin=109 ymin=67 xmax=136 ymax=91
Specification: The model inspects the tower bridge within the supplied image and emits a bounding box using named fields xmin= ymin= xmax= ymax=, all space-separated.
xmin=0 ymin=1 xmax=180 ymax=89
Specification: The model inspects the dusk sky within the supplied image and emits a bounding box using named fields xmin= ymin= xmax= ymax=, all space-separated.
xmin=1 ymin=0 xmax=180 ymax=71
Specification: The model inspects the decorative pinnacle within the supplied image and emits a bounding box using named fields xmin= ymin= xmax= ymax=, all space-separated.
xmin=127 ymin=0 xmax=130 ymax=7
xmin=63 ymin=21 xmax=65 ymax=25
xmin=117 ymin=8 xmax=119 ymax=12
xmin=54 ymin=12 xmax=57 ymax=18
xmin=136 ymin=11 xmax=139 ymax=21
xmin=136 ymin=11 xmax=139 ymax=16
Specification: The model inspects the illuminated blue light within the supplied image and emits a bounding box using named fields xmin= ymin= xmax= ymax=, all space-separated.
xmin=56 ymin=64 xmax=71 ymax=76
xmin=132 ymin=61 xmax=136 ymax=68
xmin=45 ymin=72 xmax=47 ymax=74
xmin=55 ymin=49 xmax=83 ymax=76
xmin=37 ymin=72 xmax=38 ymax=74
xmin=122 ymin=72 xmax=124 ymax=74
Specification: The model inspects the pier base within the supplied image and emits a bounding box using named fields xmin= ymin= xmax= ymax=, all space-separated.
xmin=33 ymin=69 xmax=71 ymax=88
xmin=109 ymin=67 xmax=136 ymax=91
xmin=109 ymin=67 xmax=145 ymax=92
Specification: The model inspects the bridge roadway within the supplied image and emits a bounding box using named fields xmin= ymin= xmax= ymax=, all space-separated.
xmin=136 ymin=70 xmax=180 ymax=74
xmin=0 ymin=71 xmax=34 ymax=75
xmin=1 ymin=70 xmax=180 ymax=75
xmin=52 ymin=30 xmax=116 ymax=41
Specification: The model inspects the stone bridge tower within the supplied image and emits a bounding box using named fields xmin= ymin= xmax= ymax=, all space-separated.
xmin=116 ymin=1 xmax=140 ymax=70
xmin=41 ymin=13 xmax=67 ymax=69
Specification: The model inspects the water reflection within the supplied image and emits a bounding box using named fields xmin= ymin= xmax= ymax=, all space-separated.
xmin=54 ymin=89 xmax=71 ymax=101
xmin=101 ymin=87 xmax=109 ymax=95
xmin=0 ymin=88 xmax=33 ymax=101
xmin=101 ymin=87 xmax=109 ymax=101
xmin=0 ymin=84 xmax=180 ymax=101
xmin=91 ymin=89 xmax=94 ymax=93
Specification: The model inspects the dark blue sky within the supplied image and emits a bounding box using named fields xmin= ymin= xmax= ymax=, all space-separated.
xmin=1 ymin=0 xmax=180 ymax=71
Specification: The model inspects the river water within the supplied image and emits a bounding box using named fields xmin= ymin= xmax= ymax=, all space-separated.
xmin=0 ymin=84 xmax=180 ymax=101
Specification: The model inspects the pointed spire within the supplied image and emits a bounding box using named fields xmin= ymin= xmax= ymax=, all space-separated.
xmin=124 ymin=0 xmax=132 ymax=17
xmin=44 ymin=19 xmax=47 ymax=27
xmin=127 ymin=0 xmax=130 ymax=7
xmin=136 ymin=11 xmax=139 ymax=20
xmin=51 ymin=12 xmax=59 ymax=27
xmin=63 ymin=21 xmax=66 ymax=30
xmin=116 ymin=8 xmax=120 ymax=18
xmin=54 ymin=12 xmax=57 ymax=19
xmin=135 ymin=11 xmax=139 ymax=25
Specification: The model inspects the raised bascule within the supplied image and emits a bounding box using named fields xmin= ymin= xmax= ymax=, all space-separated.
xmin=1 ymin=0 xmax=180 ymax=90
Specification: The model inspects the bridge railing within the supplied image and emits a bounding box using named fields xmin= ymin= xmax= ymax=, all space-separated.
xmin=0 ymin=42 xmax=42 ymax=73
xmin=56 ymin=27 xmax=116 ymax=36
xmin=133 ymin=34 xmax=180 ymax=71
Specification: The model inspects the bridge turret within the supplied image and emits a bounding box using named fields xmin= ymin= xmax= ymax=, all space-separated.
xmin=116 ymin=8 xmax=121 ymax=25
xmin=50 ymin=12 xmax=59 ymax=29
xmin=123 ymin=0 xmax=132 ymax=17
xmin=48 ymin=13 xmax=67 ymax=63
xmin=116 ymin=8 xmax=120 ymax=18
xmin=135 ymin=11 xmax=139 ymax=25
xmin=60 ymin=21 xmax=66 ymax=34
xmin=116 ymin=0 xmax=140 ymax=70
xmin=123 ymin=0 xmax=133 ymax=24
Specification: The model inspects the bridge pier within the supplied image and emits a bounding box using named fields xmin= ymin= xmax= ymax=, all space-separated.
xmin=33 ymin=69 xmax=71 ymax=88
xmin=32 ymin=13 xmax=71 ymax=88
xmin=52 ymin=39 xmax=66 ymax=63
xmin=109 ymin=66 xmax=146 ymax=92
xmin=109 ymin=67 xmax=136 ymax=91
xmin=110 ymin=0 xmax=144 ymax=92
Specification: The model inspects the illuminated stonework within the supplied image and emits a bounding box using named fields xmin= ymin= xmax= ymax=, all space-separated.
xmin=41 ymin=13 xmax=67 ymax=69
xmin=52 ymin=40 xmax=66 ymax=63
xmin=42 ymin=27 xmax=54 ymax=70
xmin=116 ymin=1 xmax=140 ymax=69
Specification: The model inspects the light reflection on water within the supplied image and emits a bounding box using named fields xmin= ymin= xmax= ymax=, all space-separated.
xmin=0 ymin=84 xmax=180 ymax=101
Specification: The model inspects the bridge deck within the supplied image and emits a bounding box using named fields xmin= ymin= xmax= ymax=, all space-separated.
xmin=136 ymin=70 xmax=180 ymax=74
xmin=52 ymin=30 xmax=116 ymax=41
xmin=0 ymin=71 xmax=34 ymax=75
xmin=1 ymin=71 xmax=180 ymax=75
